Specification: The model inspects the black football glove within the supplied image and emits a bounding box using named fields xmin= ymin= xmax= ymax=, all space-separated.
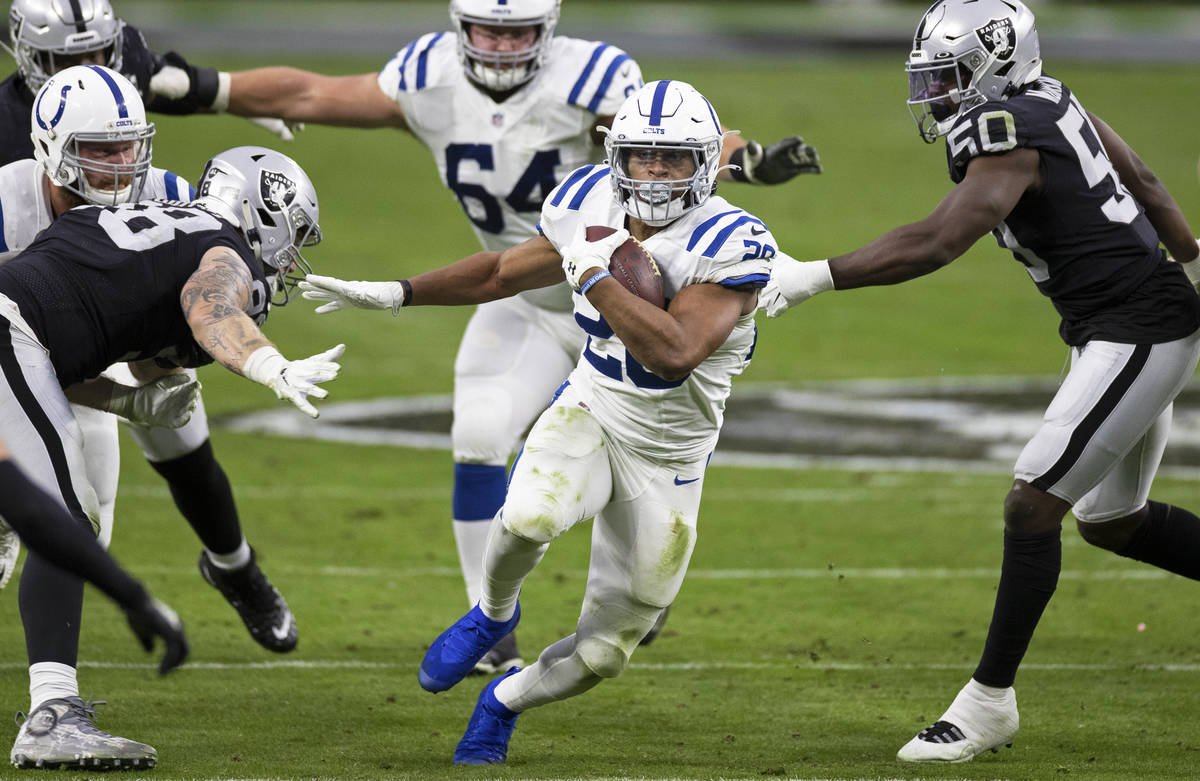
xmin=123 ymin=592 xmax=189 ymax=675
xmin=733 ymin=136 xmax=823 ymax=184
xmin=147 ymin=50 xmax=221 ymax=115
xmin=118 ymin=24 xmax=163 ymax=97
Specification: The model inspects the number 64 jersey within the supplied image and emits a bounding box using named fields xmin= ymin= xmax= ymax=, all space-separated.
xmin=539 ymin=166 xmax=775 ymax=463
xmin=945 ymin=74 xmax=1199 ymax=347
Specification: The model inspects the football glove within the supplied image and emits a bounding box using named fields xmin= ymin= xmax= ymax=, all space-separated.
xmin=246 ymin=117 xmax=305 ymax=142
xmin=242 ymin=344 xmax=345 ymax=418
xmin=123 ymin=591 xmax=189 ymax=675
xmin=298 ymin=275 xmax=408 ymax=315
xmin=757 ymin=256 xmax=835 ymax=317
xmin=1177 ymin=239 xmax=1200 ymax=294
xmin=147 ymin=51 xmax=222 ymax=112
xmin=735 ymin=136 xmax=823 ymax=184
xmin=562 ymin=224 xmax=629 ymax=289
xmin=106 ymin=373 xmax=201 ymax=429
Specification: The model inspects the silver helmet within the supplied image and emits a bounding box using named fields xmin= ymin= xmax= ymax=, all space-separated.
xmin=449 ymin=0 xmax=559 ymax=91
xmin=906 ymin=0 xmax=1042 ymax=143
xmin=31 ymin=64 xmax=153 ymax=206
xmin=8 ymin=0 xmax=123 ymax=93
xmin=195 ymin=146 xmax=322 ymax=305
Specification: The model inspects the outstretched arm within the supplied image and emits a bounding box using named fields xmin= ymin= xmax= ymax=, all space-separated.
xmin=226 ymin=68 xmax=410 ymax=130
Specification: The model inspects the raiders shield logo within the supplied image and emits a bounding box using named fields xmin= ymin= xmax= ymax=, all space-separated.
xmin=260 ymin=170 xmax=296 ymax=211
xmin=976 ymin=18 xmax=1016 ymax=60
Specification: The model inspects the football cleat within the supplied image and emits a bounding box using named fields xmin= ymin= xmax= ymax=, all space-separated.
xmin=453 ymin=668 xmax=521 ymax=765
xmin=471 ymin=632 xmax=524 ymax=676
xmin=419 ymin=603 xmax=521 ymax=693
xmin=10 ymin=697 xmax=156 ymax=770
xmin=639 ymin=606 xmax=671 ymax=646
xmin=0 ymin=521 xmax=19 ymax=590
xmin=198 ymin=549 xmax=297 ymax=653
xmin=897 ymin=679 xmax=1019 ymax=763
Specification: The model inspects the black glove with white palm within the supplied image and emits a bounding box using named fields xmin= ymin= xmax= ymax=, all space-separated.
xmin=731 ymin=136 xmax=823 ymax=184
xmin=242 ymin=344 xmax=345 ymax=418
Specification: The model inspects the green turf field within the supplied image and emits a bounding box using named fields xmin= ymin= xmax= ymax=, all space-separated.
xmin=0 ymin=47 xmax=1198 ymax=781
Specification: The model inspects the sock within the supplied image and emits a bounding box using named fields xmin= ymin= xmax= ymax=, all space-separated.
xmin=205 ymin=539 xmax=251 ymax=570
xmin=479 ymin=517 xmax=547 ymax=623
xmin=28 ymin=662 xmax=78 ymax=711
xmin=1118 ymin=501 xmax=1200 ymax=579
xmin=495 ymin=635 xmax=601 ymax=711
xmin=149 ymin=440 xmax=242 ymax=554
xmin=452 ymin=463 xmax=508 ymax=606
xmin=973 ymin=526 xmax=1061 ymax=689
xmin=19 ymin=554 xmax=84 ymax=668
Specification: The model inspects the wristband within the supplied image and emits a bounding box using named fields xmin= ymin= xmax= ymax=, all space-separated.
xmin=242 ymin=346 xmax=286 ymax=386
xmin=728 ymin=146 xmax=751 ymax=183
xmin=397 ymin=278 xmax=412 ymax=309
xmin=211 ymin=71 xmax=232 ymax=112
xmin=578 ymin=270 xmax=611 ymax=296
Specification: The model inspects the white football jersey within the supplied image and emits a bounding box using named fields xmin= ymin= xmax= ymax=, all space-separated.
xmin=0 ymin=159 xmax=193 ymax=263
xmin=377 ymin=33 xmax=642 ymax=311
xmin=540 ymin=166 xmax=775 ymax=462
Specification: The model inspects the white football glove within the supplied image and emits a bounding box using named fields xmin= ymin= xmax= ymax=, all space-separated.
xmin=106 ymin=373 xmax=201 ymax=429
xmin=1177 ymin=239 xmax=1200 ymax=294
xmin=298 ymin=275 xmax=407 ymax=315
xmin=246 ymin=117 xmax=305 ymax=142
xmin=561 ymin=223 xmax=629 ymax=289
xmin=243 ymin=344 xmax=345 ymax=418
xmin=757 ymin=255 xmax=835 ymax=318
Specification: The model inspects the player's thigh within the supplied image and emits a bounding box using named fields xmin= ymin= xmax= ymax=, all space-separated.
xmin=1015 ymin=335 xmax=1200 ymax=505
xmin=502 ymin=392 xmax=612 ymax=544
xmin=1075 ymin=404 xmax=1171 ymax=522
xmin=0 ymin=325 xmax=98 ymax=530
xmin=452 ymin=298 xmax=580 ymax=463
xmin=73 ymin=403 xmax=119 ymax=546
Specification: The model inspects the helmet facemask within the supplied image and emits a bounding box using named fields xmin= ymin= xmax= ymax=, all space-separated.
xmin=450 ymin=0 xmax=559 ymax=92
xmin=58 ymin=131 xmax=153 ymax=206
xmin=8 ymin=0 xmax=124 ymax=93
xmin=607 ymin=140 xmax=715 ymax=227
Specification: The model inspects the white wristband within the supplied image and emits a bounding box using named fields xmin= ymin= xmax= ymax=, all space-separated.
xmin=212 ymin=71 xmax=232 ymax=112
xmin=242 ymin=346 xmax=286 ymax=386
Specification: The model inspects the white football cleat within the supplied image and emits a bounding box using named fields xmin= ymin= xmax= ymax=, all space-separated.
xmin=897 ymin=678 xmax=1019 ymax=763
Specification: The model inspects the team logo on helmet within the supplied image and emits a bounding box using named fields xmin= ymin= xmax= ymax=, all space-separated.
xmin=260 ymin=170 xmax=296 ymax=211
xmin=976 ymin=18 xmax=1016 ymax=59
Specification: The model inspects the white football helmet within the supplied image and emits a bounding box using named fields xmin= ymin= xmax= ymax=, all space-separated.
xmin=603 ymin=80 xmax=724 ymax=227
xmin=195 ymin=146 xmax=322 ymax=305
xmin=906 ymin=0 xmax=1042 ymax=143
xmin=449 ymin=0 xmax=559 ymax=91
xmin=8 ymin=0 xmax=123 ymax=92
xmin=31 ymin=64 xmax=153 ymax=206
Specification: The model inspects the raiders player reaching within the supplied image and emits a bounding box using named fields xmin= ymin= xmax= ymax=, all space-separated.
xmin=759 ymin=0 xmax=1200 ymax=763
xmin=0 ymin=134 xmax=341 ymax=769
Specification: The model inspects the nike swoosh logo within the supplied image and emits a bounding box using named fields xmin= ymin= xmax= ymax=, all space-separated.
xmin=749 ymin=226 xmax=766 ymax=235
xmin=674 ymin=476 xmax=700 ymax=486
xmin=272 ymin=610 xmax=294 ymax=640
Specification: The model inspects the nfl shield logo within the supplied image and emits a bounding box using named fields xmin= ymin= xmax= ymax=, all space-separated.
xmin=260 ymin=170 xmax=296 ymax=210
xmin=492 ymin=113 xmax=504 ymax=127
xmin=976 ymin=18 xmax=1016 ymax=59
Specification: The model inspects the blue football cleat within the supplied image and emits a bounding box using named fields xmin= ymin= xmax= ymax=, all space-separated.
xmin=453 ymin=668 xmax=521 ymax=765
xmin=419 ymin=602 xmax=521 ymax=693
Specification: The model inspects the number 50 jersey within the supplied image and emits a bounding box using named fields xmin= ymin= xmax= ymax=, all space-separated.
xmin=945 ymin=75 xmax=1200 ymax=346
xmin=0 ymin=202 xmax=268 ymax=386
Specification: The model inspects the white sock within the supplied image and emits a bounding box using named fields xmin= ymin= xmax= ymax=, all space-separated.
xmin=205 ymin=539 xmax=251 ymax=570
xmin=452 ymin=518 xmax=494 ymax=607
xmin=29 ymin=662 xmax=78 ymax=710
xmin=479 ymin=519 xmax=547 ymax=622
xmin=967 ymin=678 xmax=1011 ymax=699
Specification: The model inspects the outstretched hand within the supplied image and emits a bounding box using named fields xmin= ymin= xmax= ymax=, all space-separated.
xmin=108 ymin=373 xmax=201 ymax=429
xmin=299 ymin=275 xmax=408 ymax=315
xmin=123 ymin=594 xmax=189 ymax=675
xmin=742 ymin=136 xmax=823 ymax=184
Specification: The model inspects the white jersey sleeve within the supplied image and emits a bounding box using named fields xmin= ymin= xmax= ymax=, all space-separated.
xmin=143 ymin=167 xmax=194 ymax=202
xmin=0 ymin=159 xmax=53 ymax=263
xmin=540 ymin=172 xmax=772 ymax=462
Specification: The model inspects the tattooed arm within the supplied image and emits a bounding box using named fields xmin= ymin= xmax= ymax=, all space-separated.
xmin=180 ymin=246 xmax=274 ymax=375
xmin=181 ymin=245 xmax=344 ymax=417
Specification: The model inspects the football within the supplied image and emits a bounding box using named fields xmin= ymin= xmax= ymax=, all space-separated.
xmin=584 ymin=225 xmax=665 ymax=308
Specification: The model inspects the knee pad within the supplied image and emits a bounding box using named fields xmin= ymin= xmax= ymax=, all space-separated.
xmin=451 ymin=388 xmax=518 ymax=465
xmin=575 ymin=635 xmax=630 ymax=680
xmin=500 ymin=502 xmax=571 ymax=546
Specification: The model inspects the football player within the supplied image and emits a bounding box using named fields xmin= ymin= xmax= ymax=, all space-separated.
xmin=0 ymin=64 xmax=308 ymax=768
xmin=758 ymin=0 xmax=1200 ymax=763
xmin=0 ymin=0 xmax=295 ymax=168
xmin=301 ymin=79 xmax=776 ymax=765
xmin=181 ymin=0 xmax=821 ymax=671
xmin=0 ymin=139 xmax=342 ymax=770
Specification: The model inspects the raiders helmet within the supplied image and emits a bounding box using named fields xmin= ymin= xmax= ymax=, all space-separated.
xmin=8 ymin=0 xmax=123 ymax=92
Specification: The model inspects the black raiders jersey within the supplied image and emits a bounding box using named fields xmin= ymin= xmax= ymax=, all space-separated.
xmin=0 ymin=201 xmax=269 ymax=386
xmin=946 ymin=75 xmax=1200 ymax=346
xmin=0 ymin=72 xmax=34 ymax=168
